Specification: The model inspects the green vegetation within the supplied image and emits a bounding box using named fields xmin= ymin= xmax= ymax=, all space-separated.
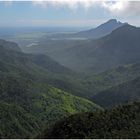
xmin=93 ymin=76 xmax=140 ymax=108
xmin=42 ymin=102 xmax=140 ymax=139
xmin=0 ymin=78 xmax=101 ymax=138
xmin=0 ymin=102 xmax=41 ymax=138
xmin=0 ymin=39 xmax=102 ymax=138
xmin=83 ymin=63 xmax=140 ymax=98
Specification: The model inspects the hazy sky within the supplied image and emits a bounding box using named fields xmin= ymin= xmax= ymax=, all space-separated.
xmin=0 ymin=0 xmax=140 ymax=27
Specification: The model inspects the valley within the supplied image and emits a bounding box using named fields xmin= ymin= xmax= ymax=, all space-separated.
xmin=0 ymin=17 xmax=140 ymax=139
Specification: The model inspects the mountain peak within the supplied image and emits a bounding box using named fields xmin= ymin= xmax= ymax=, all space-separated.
xmin=100 ymin=19 xmax=123 ymax=28
xmin=105 ymin=19 xmax=129 ymax=27
xmin=76 ymin=19 xmax=125 ymax=39
xmin=107 ymin=19 xmax=118 ymax=23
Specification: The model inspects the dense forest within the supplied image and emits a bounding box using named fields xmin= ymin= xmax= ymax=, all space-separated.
xmin=41 ymin=102 xmax=140 ymax=139
xmin=0 ymin=39 xmax=102 ymax=138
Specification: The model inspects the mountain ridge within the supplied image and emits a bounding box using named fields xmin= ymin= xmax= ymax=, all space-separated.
xmin=52 ymin=24 xmax=140 ymax=73
xmin=75 ymin=19 xmax=126 ymax=39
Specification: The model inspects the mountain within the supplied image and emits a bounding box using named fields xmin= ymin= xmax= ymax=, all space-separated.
xmin=92 ymin=76 xmax=140 ymax=108
xmin=51 ymin=24 xmax=140 ymax=73
xmin=7 ymin=36 xmax=140 ymax=101
xmin=0 ymin=39 xmax=102 ymax=138
xmin=82 ymin=63 xmax=140 ymax=98
xmin=75 ymin=19 xmax=125 ymax=39
xmin=0 ymin=80 xmax=101 ymax=138
xmin=21 ymin=19 xmax=125 ymax=64
xmin=41 ymin=102 xmax=140 ymax=139
xmin=0 ymin=40 xmax=87 ymax=98
xmin=0 ymin=39 xmax=21 ymax=52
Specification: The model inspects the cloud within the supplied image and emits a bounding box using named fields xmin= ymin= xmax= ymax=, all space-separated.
xmin=101 ymin=1 xmax=140 ymax=16
xmin=32 ymin=0 xmax=140 ymax=17
xmin=101 ymin=1 xmax=128 ymax=13
xmin=32 ymin=0 xmax=98 ymax=9
xmin=2 ymin=0 xmax=140 ymax=17
xmin=122 ymin=1 xmax=140 ymax=16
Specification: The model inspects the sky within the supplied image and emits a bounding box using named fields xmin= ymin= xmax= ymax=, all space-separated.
xmin=0 ymin=0 xmax=140 ymax=27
